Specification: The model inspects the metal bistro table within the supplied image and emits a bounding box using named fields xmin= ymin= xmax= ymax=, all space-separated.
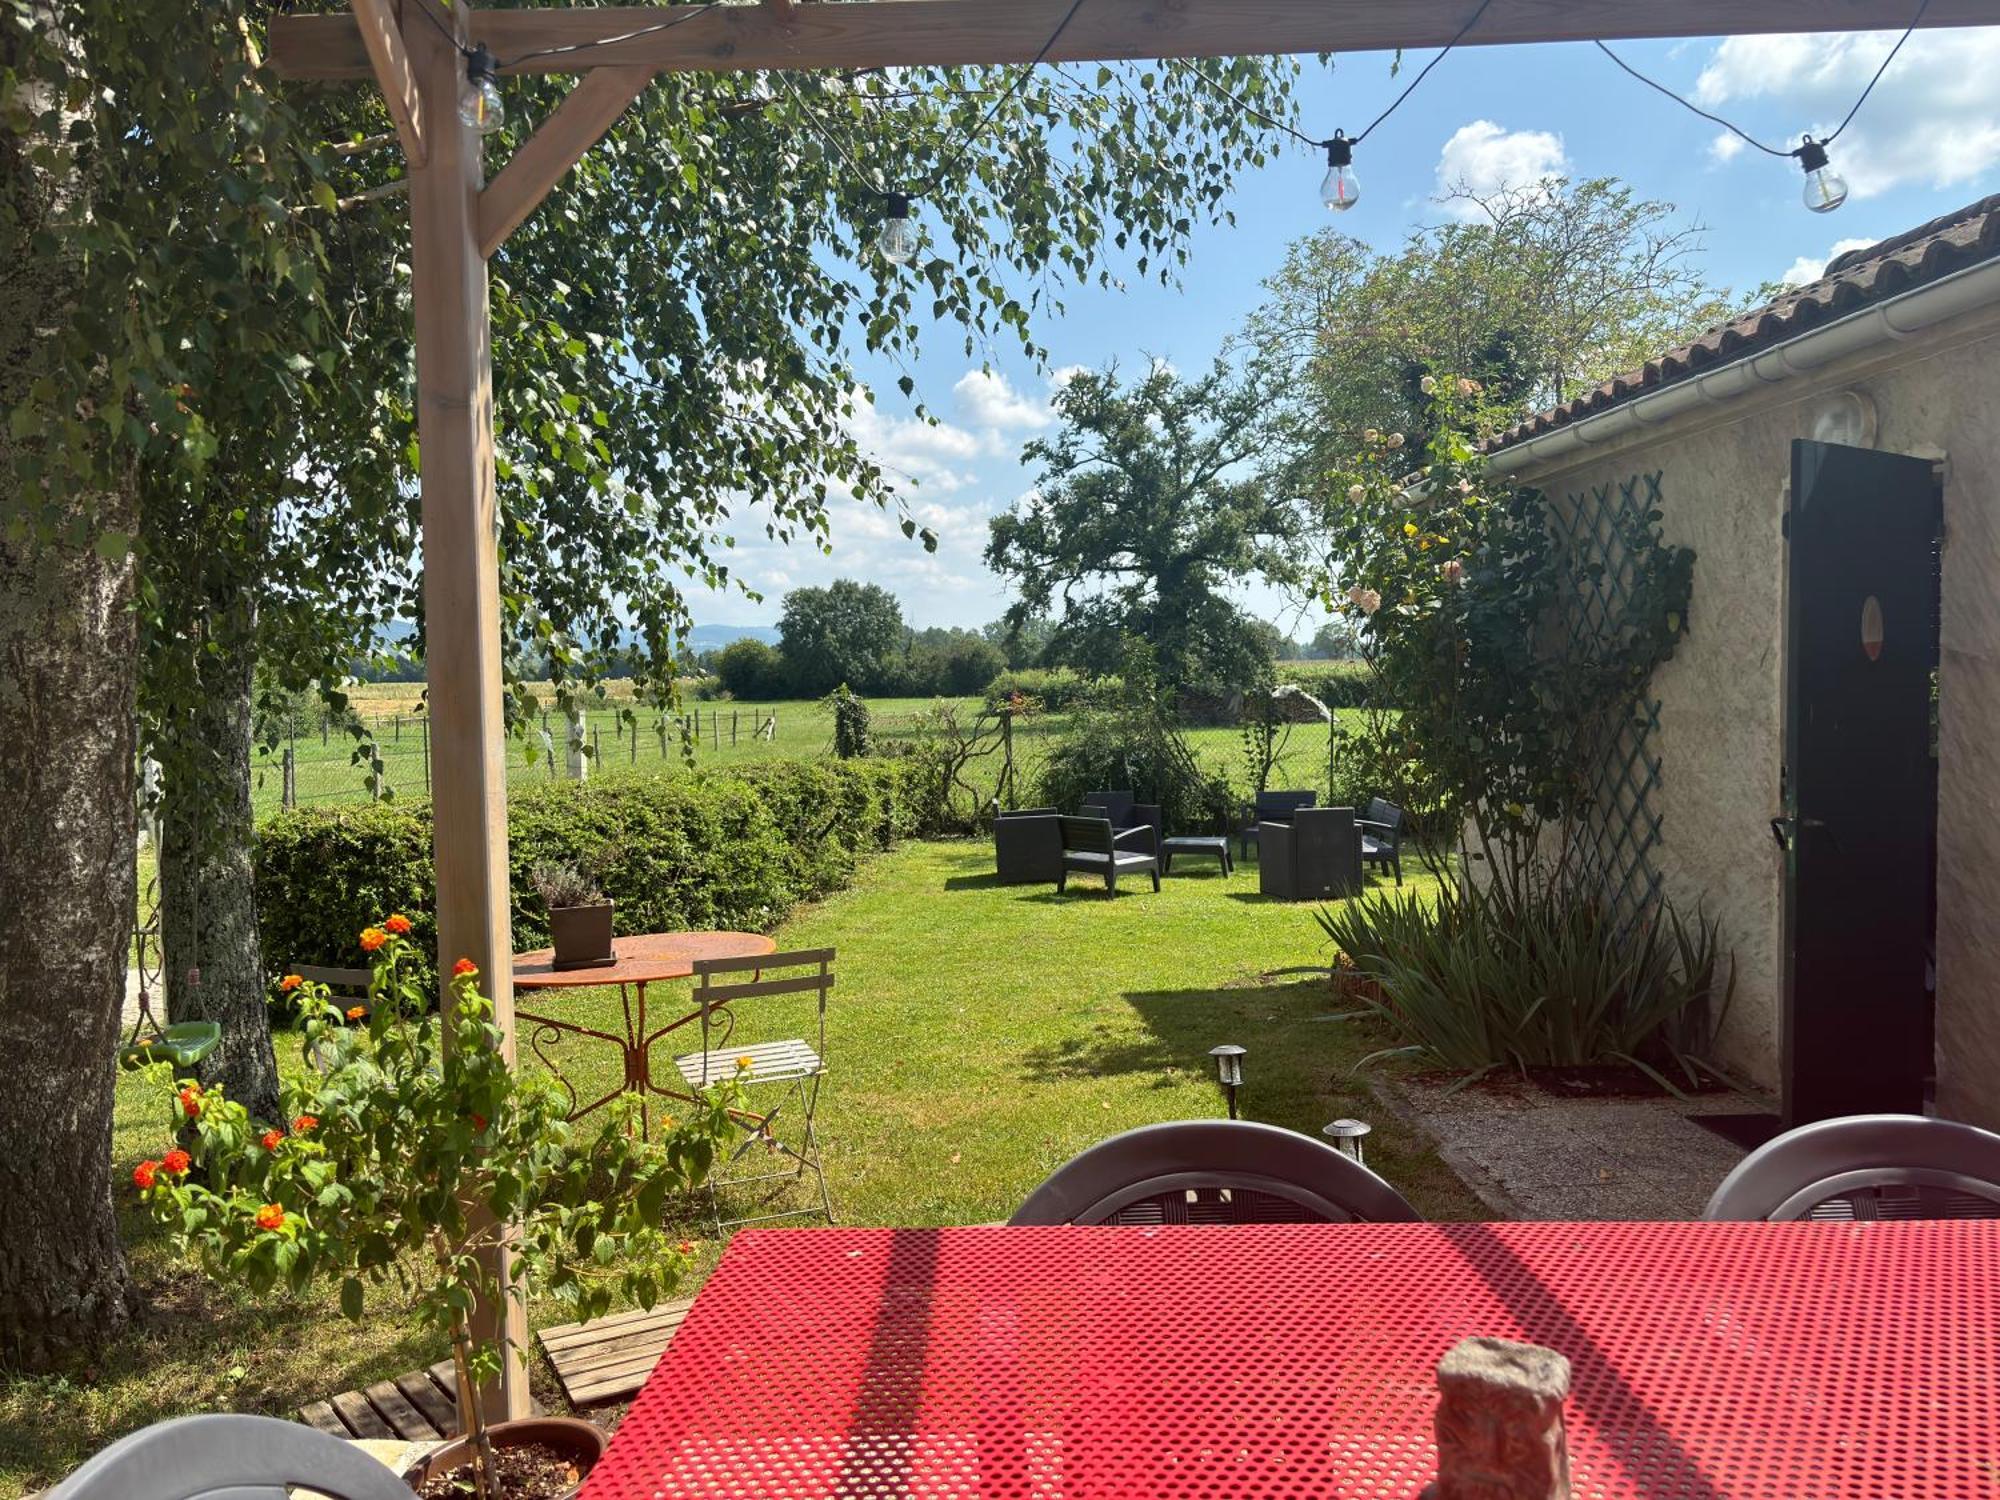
xmin=513 ymin=931 xmax=776 ymax=1139
xmin=580 ymin=1219 xmax=2000 ymax=1499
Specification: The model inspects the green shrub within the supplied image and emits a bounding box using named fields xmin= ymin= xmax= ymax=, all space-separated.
xmin=713 ymin=637 xmax=791 ymax=700
xmin=255 ymin=759 xmax=943 ymax=980
xmin=983 ymin=667 xmax=1116 ymax=712
xmin=1033 ymin=698 xmax=1232 ymax=835
xmin=1317 ymin=879 xmax=1732 ymax=1090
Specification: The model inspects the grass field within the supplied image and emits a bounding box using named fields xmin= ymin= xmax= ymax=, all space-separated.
xmin=3 ymin=837 xmax=1471 ymax=1496
xmin=259 ymin=684 xmax=1358 ymax=819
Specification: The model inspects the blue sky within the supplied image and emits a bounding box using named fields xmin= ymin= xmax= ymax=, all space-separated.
xmin=696 ymin=25 xmax=2000 ymax=636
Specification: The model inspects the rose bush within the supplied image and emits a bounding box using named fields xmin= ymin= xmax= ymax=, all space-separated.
xmin=134 ymin=921 xmax=735 ymax=1497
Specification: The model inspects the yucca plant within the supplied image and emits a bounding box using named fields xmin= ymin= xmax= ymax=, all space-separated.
xmin=1317 ymin=878 xmax=1731 ymax=1094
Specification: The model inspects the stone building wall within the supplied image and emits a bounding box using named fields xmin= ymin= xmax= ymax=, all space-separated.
xmin=1502 ymin=306 xmax=2000 ymax=1129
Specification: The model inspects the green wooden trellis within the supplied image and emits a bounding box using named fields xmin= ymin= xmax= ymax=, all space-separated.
xmin=1553 ymin=471 xmax=1669 ymax=931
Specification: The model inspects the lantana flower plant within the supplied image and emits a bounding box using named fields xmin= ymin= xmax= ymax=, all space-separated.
xmin=135 ymin=920 xmax=734 ymax=1500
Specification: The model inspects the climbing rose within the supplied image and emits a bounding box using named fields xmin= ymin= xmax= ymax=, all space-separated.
xmin=255 ymin=1203 xmax=285 ymax=1232
xmin=133 ymin=1160 xmax=160 ymax=1190
xmin=162 ymin=1149 xmax=191 ymax=1176
xmin=358 ymin=926 xmax=387 ymax=953
xmin=1345 ymin=586 xmax=1383 ymax=616
xmin=179 ymin=1086 xmax=202 ymax=1119
xmin=1457 ymin=377 xmax=1482 ymax=396
xmin=1386 ymin=432 xmax=1405 ymax=450
xmin=452 ymin=958 xmax=478 ymax=977
xmin=346 ymin=1006 xmax=366 ymax=1022
xmin=1347 ymin=483 xmax=1366 ymax=503
xmin=261 ymin=1129 xmax=284 ymax=1152
xmin=293 ymin=1115 xmax=318 ymax=1134
xmin=278 ymin=974 xmax=303 ymax=993
xmin=1442 ymin=560 xmax=1467 ymax=585
xmin=1419 ymin=374 xmax=1438 ymax=395
xmin=384 ymin=913 xmax=413 ymax=935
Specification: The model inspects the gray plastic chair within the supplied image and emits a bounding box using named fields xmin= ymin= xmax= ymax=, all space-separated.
xmin=1703 ymin=1113 xmax=2000 ymax=1221
xmin=48 ymin=1412 xmax=415 ymax=1500
xmin=1010 ymin=1120 xmax=1422 ymax=1225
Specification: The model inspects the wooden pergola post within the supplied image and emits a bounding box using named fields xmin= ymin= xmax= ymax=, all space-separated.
xmin=276 ymin=0 xmax=2000 ymax=1426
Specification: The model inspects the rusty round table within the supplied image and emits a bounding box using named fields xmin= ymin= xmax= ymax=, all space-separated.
xmin=512 ymin=931 xmax=776 ymax=1139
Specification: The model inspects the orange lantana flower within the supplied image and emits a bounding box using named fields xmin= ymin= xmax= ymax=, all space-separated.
xmin=384 ymin=913 xmax=413 ymax=935
xmin=178 ymin=1086 xmax=203 ymax=1119
xmin=255 ymin=1203 xmax=286 ymax=1232
xmin=133 ymin=1160 xmax=160 ymax=1190
xmin=278 ymin=974 xmax=303 ymax=993
xmin=358 ymin=926 xmax=387 ymax=952
xmin=261 ymin=1129 xmax=283 ymax=1152
xmin=293 ymin=1114 xmax=319 ymax=1134
xmin=346 ymin=1005 xmax=367 ymax=1022
xmin=452 ymin=957 xmax=479 ymax=978
xmin=162 ymin=1149 xmax=191 ymax=1176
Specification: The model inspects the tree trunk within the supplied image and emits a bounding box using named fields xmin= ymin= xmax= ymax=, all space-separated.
xmin=0 ymin=311 xmax=141 ymax=1370
xmin=159 ymin=613 xmax=281 ymax=1122
xmin=0 ymin=9 xmax=139 ymax=1369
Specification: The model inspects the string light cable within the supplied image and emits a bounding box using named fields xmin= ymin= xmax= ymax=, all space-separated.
xmin=1187 ymin=0 xmax=1497 ymax=213
xmin=1593 ymin=0 xmax=1931 ymax=213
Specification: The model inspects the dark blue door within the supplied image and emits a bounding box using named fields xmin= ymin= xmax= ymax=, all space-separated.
xmin=1780 ymin=440 xmax=1938 ymax=1126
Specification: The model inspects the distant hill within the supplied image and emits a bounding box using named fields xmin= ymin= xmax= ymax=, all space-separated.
xmin=688 ymin=623 xmax=779 ymax=650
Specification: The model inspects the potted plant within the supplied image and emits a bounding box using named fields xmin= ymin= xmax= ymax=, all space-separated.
xmin=529 ymin=859 xmax=615 ymax=969
xmin=135 ymin=916 xmax=733 ymax=1499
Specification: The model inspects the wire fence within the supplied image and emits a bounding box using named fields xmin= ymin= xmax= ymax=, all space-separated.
xmin=246 ymin=702 xmax=1348 ymax=821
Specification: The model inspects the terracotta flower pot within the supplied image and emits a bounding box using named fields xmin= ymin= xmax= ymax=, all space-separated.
xmin=402 ymin=1415 xmax=609 ymax=1498
xmin=549 ymin=902 xmax=615 ymax=969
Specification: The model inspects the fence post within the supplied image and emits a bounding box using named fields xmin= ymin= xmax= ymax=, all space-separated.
xmin=541 ymin=726 xmax=556 ymax=778
xmin=394 ymin=713 xmax=402 ymax=744
xmin=591 ymin=726 xmax=601 ymax=770
xmin=1000 ymin=709 xmax=1015 ymax=811
xmin=630 ymin=722 xmax=637 ymax=765
xmin=731 ymin=710 xmax=738 ymax=745
xmin=711 ymin=710 xmax=719 ymax=751
xmin=282 ymin=746 xmax=297 ymax=809
xmin=566 ymin=707 xmax=589 ymax=781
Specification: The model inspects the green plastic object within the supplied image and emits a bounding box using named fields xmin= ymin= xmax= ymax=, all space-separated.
xmin=119 ymin=1021 xmax=223 ymax=1070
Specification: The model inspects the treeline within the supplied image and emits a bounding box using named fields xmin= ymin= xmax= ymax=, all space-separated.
xmin=701 ymin=578 xmax=1349 ymax=703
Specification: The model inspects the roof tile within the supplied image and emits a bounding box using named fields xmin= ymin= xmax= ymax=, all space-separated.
xmin=1490 ymin=193 xmax=2000 ymax=451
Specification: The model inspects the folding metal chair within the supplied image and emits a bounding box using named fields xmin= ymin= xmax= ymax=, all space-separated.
xmin=48 ymin=1412 xmax=413 ymax=1500
xmin=675 ymin=948 xmax=835 ymax=1226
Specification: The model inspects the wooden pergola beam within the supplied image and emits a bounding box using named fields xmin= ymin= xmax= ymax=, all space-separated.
xmin=271 ymin=0 xmax=2000 ymax=81
xmin=347 ymin=0 xmax=425 ymax=165
xmin=477 ymin=65 xmax=656 ymax=257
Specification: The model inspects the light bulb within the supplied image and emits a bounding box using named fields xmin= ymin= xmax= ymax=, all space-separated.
xmin=1320 ymin=134 xmax=1359 ymax=213
xmin=878 ymin=193 xmax=917 ymax=266
xmin=459 ymin=45 xmax=504 ymax=136
xmin=1796 ymin=137 xmax=1848 ymax=214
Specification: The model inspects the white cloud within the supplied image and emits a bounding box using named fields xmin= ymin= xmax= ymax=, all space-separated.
xmin=1049 ymin=364 xmax=1089 ymax=390
xmin=1780 ymin=236 xmax=1877 ymax=287
xmin=1693 ymin=28 xmax=2000 ymax=199
xmin=1433 ymin=121 xmax=1569 ymax=213
xmin=1709 ymin=131 xmax=1746 ymax=165
xmin=951 ymin=369 xmax=1051 ymax=433
xmin=846 ymin=390 xmax=981 ymax=496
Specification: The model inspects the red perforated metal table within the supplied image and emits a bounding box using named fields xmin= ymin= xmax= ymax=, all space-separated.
xmin=580 ymin=1221 xmax=2000 ymax=1499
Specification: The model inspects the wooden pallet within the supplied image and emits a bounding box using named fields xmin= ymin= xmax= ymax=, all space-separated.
xmin=298 ymin=1360 xmax=466 ymax=1443
xmin=538 ymin=1299 xmax=693 ymax=1408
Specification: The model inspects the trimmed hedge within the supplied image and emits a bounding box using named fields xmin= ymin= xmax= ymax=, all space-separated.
xmin=255 ymin=758 xmax=951 ymax=981
xmin=1272 ymin=660 xmax=1372 ymax=709
xmin=981 ymin=667 xmax=1116 ymax=712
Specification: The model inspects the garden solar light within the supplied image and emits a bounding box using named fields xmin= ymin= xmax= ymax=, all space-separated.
xmin=1794 ymin=137 xmax=1849 ymax=214
xmin=458 ymin=45 xmax=505 ymax=136
xmin=878 ymin=193 xmax=918 ymax=266
xmin=1323 ymin=1117 xmax=1372 ymax=1165
xmin=1209 ymin=1043 xmax=1246 ymax=1120
xmin=1320 ymin=133 xmax=1359 ymax=212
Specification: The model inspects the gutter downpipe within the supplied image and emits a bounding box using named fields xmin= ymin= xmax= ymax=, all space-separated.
xmin=1485 ymin=253 xmax=2000 ymax=477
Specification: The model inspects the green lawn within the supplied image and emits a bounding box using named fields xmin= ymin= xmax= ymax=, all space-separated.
xmin=1 ymin=837 xmax=1473 ymax=1496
